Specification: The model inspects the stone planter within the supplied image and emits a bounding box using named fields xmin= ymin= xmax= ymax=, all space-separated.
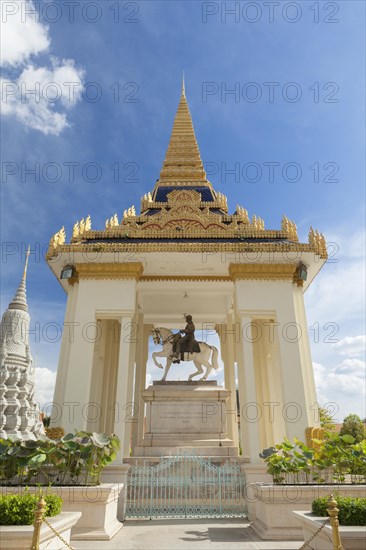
xmin=1 ymin=483 xmax=123 ymax=541
xmin=101 ymin=463 xmax=130 ymax=521
xmin=294 ymin=511 xmax=366 ymax=550
xmin=250 ymin=484 xmax=366 ymax=540
xmin=0 ymin=511 xmax=81 ymax=549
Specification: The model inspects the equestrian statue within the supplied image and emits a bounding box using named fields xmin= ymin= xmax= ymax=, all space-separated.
xmin=151 ymin=315 xmax=219 ymax=382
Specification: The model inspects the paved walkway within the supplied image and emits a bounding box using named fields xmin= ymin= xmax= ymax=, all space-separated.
xmin=73 ymin=519 xmax=302 ymax=550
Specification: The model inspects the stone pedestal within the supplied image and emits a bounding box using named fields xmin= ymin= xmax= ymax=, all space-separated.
xmin=133 ymin=381 xmax=238 ymax=457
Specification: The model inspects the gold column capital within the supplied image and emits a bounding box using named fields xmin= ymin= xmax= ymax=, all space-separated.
xmin=229 ymin=263 xmax=297 ymax=281
xmin=74 ymin=262 xmax=144 ymax=281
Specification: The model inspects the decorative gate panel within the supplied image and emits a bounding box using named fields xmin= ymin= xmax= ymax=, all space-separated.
xmin=126 ymin=455 xmax=246 ymax=519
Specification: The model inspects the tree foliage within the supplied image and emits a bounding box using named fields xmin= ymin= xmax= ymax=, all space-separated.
xmin=318 ymin=406 xmax=337 ymax=434
xmin=340 ymin=414 xmax=366 ymax=443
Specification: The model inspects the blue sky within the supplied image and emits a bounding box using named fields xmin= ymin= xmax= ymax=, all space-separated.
xmin=1 ymin=0 xmax=365 ymax=422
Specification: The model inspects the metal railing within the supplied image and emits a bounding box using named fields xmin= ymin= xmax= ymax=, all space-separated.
xmin=126 ymin=454 xmax=246 ymax=519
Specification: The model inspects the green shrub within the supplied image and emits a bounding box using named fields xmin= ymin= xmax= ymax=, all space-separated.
xmin=312 ymin=496 xmax=366 ymax=526
xmin=0 ymin=492 xmax=62 ymax=525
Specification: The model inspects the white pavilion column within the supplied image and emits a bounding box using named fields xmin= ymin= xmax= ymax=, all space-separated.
xmin=219 ymin=318 xmax=239 ymax=447
xmin=51 ymin=282 xmax=79 ymax=426
xmin=293 ymin=284 xmax=320 ymax=427
xmin=253 ymin=321 xmax=271 ymax=450
xmin=87 ymin=319 xmax=107 ymax=432
xmin=56 ymin=285 xmax=98 ymax=432
xmin=219 ymin=333 xmax=231 ymax=437
xmin=236 ymin=314 xmax=261 ymax=463
xmin=131 ymin=313 xmax=143 ymax=449
xmin=133 ymin=323 xmax=151 ymax=448
xmin=114 ymin=312 xmax=137 ymax=461
xmin=263 ymin=329 xmax=286 ymax=444
xmin=276 ymin=289 xmax=311 ymax=441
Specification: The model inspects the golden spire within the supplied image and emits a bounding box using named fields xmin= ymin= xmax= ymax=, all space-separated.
xmin=157 ymin=81 xmax=208 ymax=184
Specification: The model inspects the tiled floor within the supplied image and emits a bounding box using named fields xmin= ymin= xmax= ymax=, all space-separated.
xmin=73 ymin=519 xmax=302 ymax=550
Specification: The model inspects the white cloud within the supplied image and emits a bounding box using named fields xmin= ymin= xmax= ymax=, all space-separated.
xmin=304 ymin=227 xmax=365 ymax=419
xmin=0 ymin=0 xmax=50 ymax=66
xmin=332 ymin=335 xmax=366 ymax=357
xmin=305 ymin=229 xmax=365 ymax=327
xmin=334 ymin=358 xmax=365 ymax=376
xmin=34 ymin=366 xmax=56 ymax=410
xmin=1 ymin=60 xmax=84 ymax=135
xmin=313 ymin=360 xmax=365 ymax=422
xmin=0 ymin=0 xmax=84 ymax=135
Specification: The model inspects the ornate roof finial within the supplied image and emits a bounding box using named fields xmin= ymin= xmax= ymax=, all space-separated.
xmin=9 ymin=245 xmax=30 ymax=312
xmin=85 ymin=215 xmax=91 ymax=232
xmin=73 ymin=221 xmax=80 ymax=239
xmin=182 ymin=71 xmax=186 ymax=97
xmin=156 ymin=79 xmax=208 ymax=185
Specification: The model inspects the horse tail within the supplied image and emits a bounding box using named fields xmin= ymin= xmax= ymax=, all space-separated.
xmin=210 ymin=346 xmax=220 ymax=370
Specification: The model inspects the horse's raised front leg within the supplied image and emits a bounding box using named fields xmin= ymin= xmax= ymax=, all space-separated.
xmin=161 ymin=358 xmax=172 ymax=382
xmin=188 ymin=360 xmax=203 ymax=381
xmin=152 ymin=351 xmax=164 ymax=369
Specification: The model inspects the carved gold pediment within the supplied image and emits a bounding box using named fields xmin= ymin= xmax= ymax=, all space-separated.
xmin=166 ymin=189 xmax=201 ymax=205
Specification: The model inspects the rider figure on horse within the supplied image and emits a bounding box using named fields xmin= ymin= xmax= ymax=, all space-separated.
xmin=171 ymin=315 xmax=195 ymax=360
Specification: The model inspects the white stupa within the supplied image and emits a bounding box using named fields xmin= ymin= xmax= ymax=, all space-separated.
xmin=0 ymin=248 xmax=44 ymax=440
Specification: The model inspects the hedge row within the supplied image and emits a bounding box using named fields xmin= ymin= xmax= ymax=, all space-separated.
xmin=0 ymin=493 xmax=62 ymax=525
xmin=312 ymin=496 xmax=366 ymax=526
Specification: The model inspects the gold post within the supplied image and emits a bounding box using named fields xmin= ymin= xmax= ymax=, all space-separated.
xmin=327 ymin=494 xmax=344 ymax=550
xmin=30 ymin=497 xmax=46 ymax=550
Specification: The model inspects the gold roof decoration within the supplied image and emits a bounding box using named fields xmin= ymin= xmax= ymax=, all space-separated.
xmin=105 ymin=214 xmax=119 ymax=229
xmin=308 ymin=227 xmax=327 ymax=257
xmin=46 ymin=83 xmax=327 ymax=262
xmin=85 ymin=215 xmax=91 ymax=231
xmin=123 ymin=206 xmax=136 ymax=219
xmin=282 ymin=215 xmax=298 ymax=241
xmin=72 ymin=221 xmax=79 ymax=239
xmin=47 ymin=226 xmax=66 ymax=257
xmin=251 ymin=215 xmax=265 ymax=231
xmin=63 ymin=187 xmax=309 ymax=244
xmin=72 ymin=215 xmax=91 ymax=239
xmin=235 ymin=206 xmax=249 ymax=224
